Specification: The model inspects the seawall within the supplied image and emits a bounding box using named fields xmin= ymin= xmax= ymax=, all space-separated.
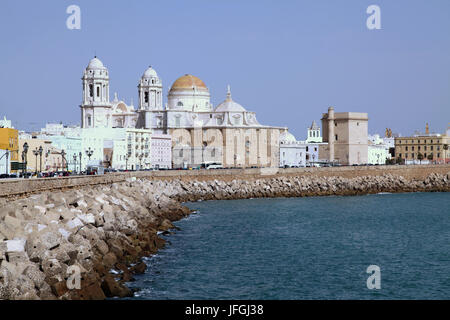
xmin=1 ymin=164 xmax=449 ymax=199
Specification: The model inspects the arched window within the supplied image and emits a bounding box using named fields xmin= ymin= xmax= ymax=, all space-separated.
xmin=177 ymin=101 xmax=183 ymax=107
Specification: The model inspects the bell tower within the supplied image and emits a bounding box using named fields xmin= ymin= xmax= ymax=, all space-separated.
xmin=138 ymin=66 xmax=162 ymax=111
xmin=137 ymin=66 xmax=164 ymax=130
xmin=80 ymin=57 xmax=112 ymax=128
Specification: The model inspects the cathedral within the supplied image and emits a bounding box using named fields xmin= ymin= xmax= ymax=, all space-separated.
xmin=80 ymin=57 xmax=283 ymax=168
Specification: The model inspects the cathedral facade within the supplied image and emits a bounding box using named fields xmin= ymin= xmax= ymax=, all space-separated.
xmin=80 ymin=57 xmax=283 ymax=169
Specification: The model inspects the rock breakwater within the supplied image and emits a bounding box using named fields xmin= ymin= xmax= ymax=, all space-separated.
xmin=0 ymin=172 xmax=449 ymax=299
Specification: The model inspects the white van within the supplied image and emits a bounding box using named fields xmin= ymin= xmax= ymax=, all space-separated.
xmin=201 ymin=162 xmax=223 ymax=169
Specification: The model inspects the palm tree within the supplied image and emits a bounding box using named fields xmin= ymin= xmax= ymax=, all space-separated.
xmin=417 ymin=152 xmax=424 ymax=164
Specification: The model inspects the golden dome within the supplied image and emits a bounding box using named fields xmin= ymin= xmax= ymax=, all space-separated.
xmin=169 ymin=74 xmax=208 ymax=92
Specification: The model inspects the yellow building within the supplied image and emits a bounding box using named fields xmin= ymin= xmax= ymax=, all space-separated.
xmin=0 ymin=127 xmax=19 ymax=173
xmin=395 ymin=124 xmax=449 ymax=164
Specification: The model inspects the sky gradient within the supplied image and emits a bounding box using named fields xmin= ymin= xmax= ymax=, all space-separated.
xmin=0 ymin=0 xmax=449 ymax=139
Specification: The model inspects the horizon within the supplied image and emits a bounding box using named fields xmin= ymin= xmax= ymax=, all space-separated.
xmin=1 ymin=0 xmax=449 ymax=138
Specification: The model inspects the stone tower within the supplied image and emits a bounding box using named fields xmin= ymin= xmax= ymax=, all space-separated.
xmin=80 ymin=57 xmax=112 ymax=128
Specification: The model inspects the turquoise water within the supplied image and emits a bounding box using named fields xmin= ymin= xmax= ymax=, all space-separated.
xmin=127 ymin=192 xmax=450 ymax=299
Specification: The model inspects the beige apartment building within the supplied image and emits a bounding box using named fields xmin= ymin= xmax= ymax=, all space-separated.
xmin=394 ymin=124 xmax=449 ymax=164
xmin=320 ymin=107 xmax=368 ymax=165
xmin=18 ymin=137 xmax=63 ymax=172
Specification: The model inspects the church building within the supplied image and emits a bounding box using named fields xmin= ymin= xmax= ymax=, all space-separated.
xmin=80 ymin=57 xmax=284 ymax=169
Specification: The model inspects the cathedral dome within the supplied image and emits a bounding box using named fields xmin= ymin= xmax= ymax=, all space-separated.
xmin=280 ymin=130 xmax=297 ymax=143
xmin=215 ymin=86 xmax=246 ymax=112
xmin=87 ymin=57 xmax=106 ymax=70
xmin=142 ymin=66 xmax=158 ymax=78
xmin=169 ymin=74 xmax=208 ymax=92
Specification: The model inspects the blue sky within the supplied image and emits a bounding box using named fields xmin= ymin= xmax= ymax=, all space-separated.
xmin=0 ymin=0 xmax=449 ymax=138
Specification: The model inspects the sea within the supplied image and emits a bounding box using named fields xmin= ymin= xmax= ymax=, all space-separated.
xmin=125 ymin=192 xmax=450 ymax=299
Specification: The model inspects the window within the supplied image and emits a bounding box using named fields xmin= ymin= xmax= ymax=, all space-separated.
xmin=438 ymin=153 xmax=440 ymax=158
xmin=177 ymin=101 xmax=183 ymax=107
xmin=306 ymin=146 xmax=309 ymax=152
xmin=405 ymin=153 xmax=408 ymax=158
xmin=97 ymin=86 xmax=100 ymax=97
xmin=406 ymin=146 xmax=408 ymax=151
xmin=431 ymin=146 xmax=433 ymax=150
xmin=144 ymin=92 xmax=149 ymax=103
xmin=87 ymin=116 xmax=92 ymax=127
xmin=412 ymin=146 xmax=414 ymax=151
xmin=175 ymin=117 xmax=181 ymax=128
xmin=89 ymin=84 xmax=93 ymax=97
xmin=424 ymin=146 xmax=427 ymax=151
xmin=335 ymin=134 xmax=338 ymax=141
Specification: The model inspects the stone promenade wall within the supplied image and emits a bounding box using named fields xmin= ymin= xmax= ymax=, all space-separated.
xmin=1 ymin=164 xmax=449 ymax=199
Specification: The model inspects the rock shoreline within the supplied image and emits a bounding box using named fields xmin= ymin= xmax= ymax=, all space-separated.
xmin=0 ymin=172 xmax=449 ymax=300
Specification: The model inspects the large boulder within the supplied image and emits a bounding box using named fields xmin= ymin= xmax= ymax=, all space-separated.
xmin=101 ymin=274 xmax=133 ymax=298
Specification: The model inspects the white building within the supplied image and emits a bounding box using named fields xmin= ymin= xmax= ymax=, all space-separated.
xmin=40 ymin=123 xmax=81 ymax=137
xmin=150 ymin=134 xmax=172 ymax=169
xmin=46 ymin=135 xmax=82 ymax=172
xmin=368 ymin=134 xmax=391 ymax=165
xmin=0 ymin=116 xmax=13 ymax=129
xmin=279 ymin=130 xmax=306 ymax=167
xmin=297 ymin=121 xmax=327 ymax=165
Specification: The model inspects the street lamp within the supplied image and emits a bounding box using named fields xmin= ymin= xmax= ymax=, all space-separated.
xmin=125 ymin=153 xmax=130 ymax=171
xmin=45 ymin=149 xmax=51 ymax=172
xmin=22 ymin=142 xmax=29 ymax=178
xmin=139 ymin=153 xmax=144 ymax=170
xmin=38 ymin=146 xmax=43 ymax=173
xmin=78 ymin=152 xmax=82 ymax=173
xmin=73 ymin=153 xmax=77 ymax=174
xmin=32 ymin=148 xmax=39 ymax=175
